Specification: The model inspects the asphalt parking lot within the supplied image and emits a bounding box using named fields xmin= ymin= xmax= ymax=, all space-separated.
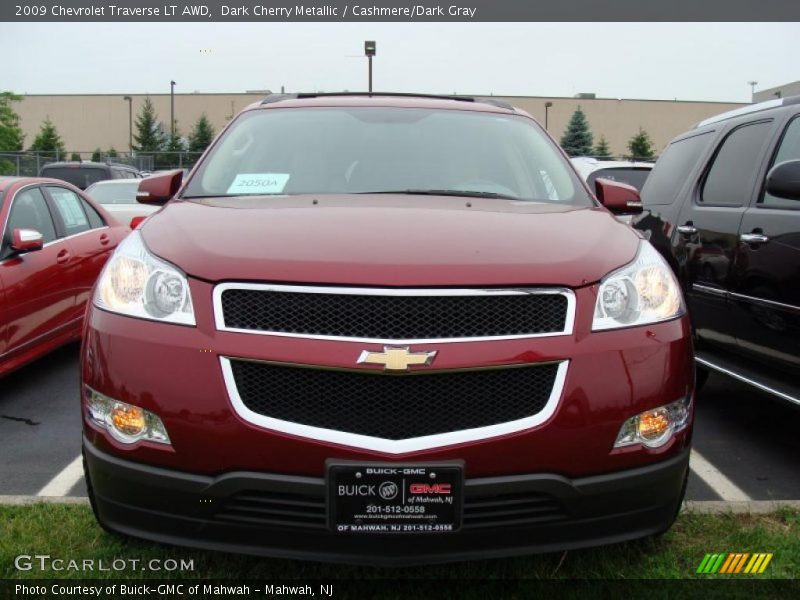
xmin=1 ymin=342 xmax=798 ymax=501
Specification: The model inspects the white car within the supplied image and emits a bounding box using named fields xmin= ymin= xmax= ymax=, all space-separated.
xmin=570 ymin=157 xmax=653 ymax=192
xmin=571 ymin=157 xmax=653 ymax=223
xmin=85 ymin=180 xmax=159 ymax=228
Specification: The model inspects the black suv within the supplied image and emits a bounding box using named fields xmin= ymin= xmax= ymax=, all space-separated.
xmin=634 ymin=96 xmax=800 ymax=407
xmin=39 ymin=161 xmax=142 ymax=190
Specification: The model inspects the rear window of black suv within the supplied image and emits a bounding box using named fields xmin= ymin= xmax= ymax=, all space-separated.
xmin=641 ymin=131 xmax=714 ymax=206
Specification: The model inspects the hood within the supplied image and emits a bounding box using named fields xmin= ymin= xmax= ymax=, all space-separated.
xmin=140 ymin=195 xmax=641 ymax=288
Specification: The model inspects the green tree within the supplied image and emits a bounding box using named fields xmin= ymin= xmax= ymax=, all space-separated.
xmin=627 ymin=128 xmax=656 ymax=160
xmin=560 ymin=106 xmax=593 ymax=157
xmin=158 ymin=124 xmax=186 ymax=169
xmin=593 ymin=135 xmax=613 ymax=159
xmin=70 ymin=152 xmax=81 ymax=161
xmin=29 ymin=117 xmax=66 ymax=159
xmin=133 ymin=97 xmax=166 ymax=153
xmin=107 ymin=147 xmax=118 ymax=158
xmin=91 ymin=147 xmax=102 ymax=162
xmin=0 ymin=92 xmax=25 ymax=152
xmin=188 ymin=113 xmax=215 ymax=153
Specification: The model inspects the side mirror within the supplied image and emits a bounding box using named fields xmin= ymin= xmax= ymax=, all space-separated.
xmin=136 ymin=169 xmax=183 ymax=205
xmin=11 ymin=228 xmax=44 ymax=253
xmin=765 ymin=159 xmax=800 ymax=201
xmin=594 ymin=178 xmax=643 ymax=215
xmin=130 ymin=216 xmax=147 ymax=230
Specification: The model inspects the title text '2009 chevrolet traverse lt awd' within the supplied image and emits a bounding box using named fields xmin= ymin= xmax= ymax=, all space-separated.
xmin=81 ymin=93 xmax=693 ymax=565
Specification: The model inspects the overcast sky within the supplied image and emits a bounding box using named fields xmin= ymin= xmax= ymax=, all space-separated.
xmin=1 ymin=22 xmax=797 ymax=102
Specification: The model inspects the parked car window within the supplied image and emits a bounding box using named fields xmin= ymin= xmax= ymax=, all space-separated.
xmin=47 ymin=186 xmax=91 ymax=236
xmin=762 ymin=116 xmax=800 ymax=209
xmin=5 ymin=187 xmax=57 ymax=246
xmin=41 ymin=166 xmax=108 ymax=189
xmin=640 ymin=132 xmax=712 ymax=206
xmin=82 ymin=199 xmax=106 ymax=229
xmin=185 ymin=108 xmax=590 ymax=206
xmin=701 ymin=121 xmax=772 ymax=207
xmin=587 ymin=167 xmax=651 ymax=192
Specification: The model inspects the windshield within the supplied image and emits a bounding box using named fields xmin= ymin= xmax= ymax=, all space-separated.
xmin=85 ymin=181 xmax=140 ymax=204
xmin=183 ymin=107 xmax=590 ymax=205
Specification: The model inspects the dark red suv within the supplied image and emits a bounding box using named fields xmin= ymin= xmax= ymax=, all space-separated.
xmin=81 ymin=93 xmax=694 ymax=565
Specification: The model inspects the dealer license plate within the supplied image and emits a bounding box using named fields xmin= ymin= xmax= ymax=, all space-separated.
xmin=328 ymin=462 xmax=463 ymax=534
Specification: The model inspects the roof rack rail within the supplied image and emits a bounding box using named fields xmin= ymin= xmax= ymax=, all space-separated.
xmin=694 ymin=95 xmax=800 ymax=129
xmin=261 ymin=93 xmax=299 ymax=105
xmin=260 ymin=91 xmax=516 ymax=110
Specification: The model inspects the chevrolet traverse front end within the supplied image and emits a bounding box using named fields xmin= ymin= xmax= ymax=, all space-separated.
xmin=81 ymin=93 xmax=693 ymax=565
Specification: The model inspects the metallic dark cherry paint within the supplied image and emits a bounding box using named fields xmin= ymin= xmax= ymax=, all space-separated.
xmin=0 ymin=178 xmax=127 ymax=378
xmin=80 ymin=97 xmax=694 ymax=563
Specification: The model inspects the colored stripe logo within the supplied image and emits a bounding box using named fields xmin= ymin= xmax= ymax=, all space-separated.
xmin=696 ymin=553 xmax=773 ymax=574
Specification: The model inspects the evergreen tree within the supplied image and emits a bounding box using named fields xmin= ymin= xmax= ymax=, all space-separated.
xmin=593 ymin=135 xmax=613 ymax=159
xmin=158 ymin=124 xmax=186 ymax=169
xmin=560 ymin=106 xmax=593 ymax=157
xmin=133 ymin=97 xmax=166 ymax=153
xmin=0 ymin=91 xmax=25 ymax=152
xmin=29 ymin=117 xmax=66 ymax=159
xmin=91 ymin=147 xmax=102 ymax=162
xmin=627 ymin=128 xmax=656 ymax=160
xmin=107 ymin=147 xmax=118 ymax=158
xmin=70 ymin=152 xmax=81 ymax=161
xmin=188 ymin=113 xmax=215 ymax=153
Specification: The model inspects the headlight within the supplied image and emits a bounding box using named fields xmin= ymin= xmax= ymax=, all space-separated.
xmin=614 ymin=397 xmax=691 ymax=449
xmin=94 ymin=230 xmax=195 ymax=326
xmin=85 ymin=387 xmax=171 ymax=445
xmin=593 ymin=241 xmax=683 ymax=331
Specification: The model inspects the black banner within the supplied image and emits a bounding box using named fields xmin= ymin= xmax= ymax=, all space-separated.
xmin=3 ymin=0 xmax=800 ymax=22
xmin=3 ymin=578 xmax=800 ymax=600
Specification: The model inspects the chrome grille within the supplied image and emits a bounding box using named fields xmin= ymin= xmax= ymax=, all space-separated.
xmin=214 ymin=284 xmax=574 ymax=342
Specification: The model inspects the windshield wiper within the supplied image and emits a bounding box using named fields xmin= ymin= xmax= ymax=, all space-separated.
xmin=358 ymin=189 xmax=520 ymax=200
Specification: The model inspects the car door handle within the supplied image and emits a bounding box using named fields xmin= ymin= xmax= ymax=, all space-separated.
xmin=100 ymin=233 xmax=110 ymax=246
xmin=740 ymin=232 xmax=769 ymax=245
xmin=56 ymin=249 xmax=71 ymax=264
xmin=677 ymin=224 xmax=697 ymax=235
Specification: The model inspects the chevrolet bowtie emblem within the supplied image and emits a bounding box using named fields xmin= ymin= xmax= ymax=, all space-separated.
xmin=357 ymin=346 xmax=437 ymax=371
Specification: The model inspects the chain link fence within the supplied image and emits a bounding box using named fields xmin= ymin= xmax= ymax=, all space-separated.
xmin=0 ymin=151 xmax=204 ymax=177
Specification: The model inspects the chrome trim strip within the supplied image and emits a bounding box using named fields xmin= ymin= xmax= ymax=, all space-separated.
xmin=696 ymin=357 xmax=799 ymax=407
xmin=692 ymin=285 xmax=800 ymax=314
xmin=212 ymin=283 xmax=576 ymax=343
xmin=692 ymin=284 xmax=727 ymax=298
xmin=728 ymin=291 xmax=800 ymax=314
xmin=220 ymin=357 xmax=569 ymax=454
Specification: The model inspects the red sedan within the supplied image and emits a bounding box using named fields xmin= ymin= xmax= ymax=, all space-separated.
xmin=0 ymin=177 xmax=128 ymax=377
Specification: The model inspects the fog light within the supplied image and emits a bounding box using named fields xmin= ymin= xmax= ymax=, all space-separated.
xmin=614 ymin=397 xmax=690 ymax=449
xmin=84 ymin=386 xmax=171 ymax=445
xmin=110 ymin=403 xmax=146 ymax=437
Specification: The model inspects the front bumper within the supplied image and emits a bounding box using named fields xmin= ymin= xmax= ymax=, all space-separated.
xmin=84 ymin=437 xmax=689 ymax=566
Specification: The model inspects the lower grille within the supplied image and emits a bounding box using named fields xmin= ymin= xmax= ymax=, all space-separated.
xmin=228 ymin=359 xmax=560 ymax=441
xmin=213 ymin=488 xmax=565 ymax=531
xmin=214 ymin=490 xmax=326 ymax=530
xmin=463 ymin=490 xmax=565 ymax=529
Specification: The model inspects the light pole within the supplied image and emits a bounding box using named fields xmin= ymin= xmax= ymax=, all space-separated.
xmin=123 ymin=96 xmax=132 ymax=153
xmin=544 ymin=101 xmax=553 ymax=131
xmin=748 ymin=80 xmax=758 ymax=101
xmin=364 ymin=41 xmax=376 ymax=93
xmin=170 ymin=80 xmax=176 ymax=136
